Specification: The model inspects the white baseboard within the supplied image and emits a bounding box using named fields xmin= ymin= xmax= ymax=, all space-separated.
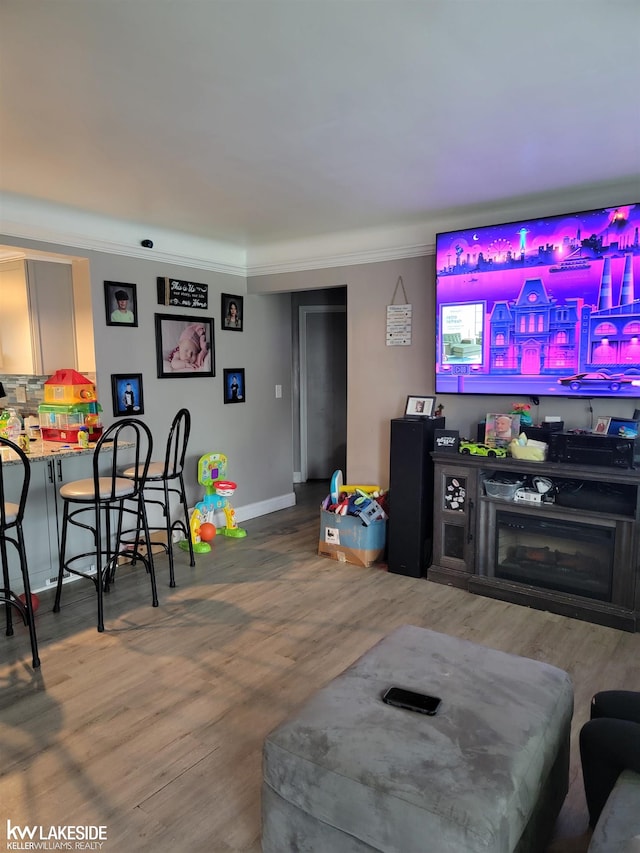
xmin=189 ymin=491 xmax=297 ymax=528
xmin=235 ymin=491 xmax=297 ymax=522
xmin=293 ymin=471 xmax=304 ymax=483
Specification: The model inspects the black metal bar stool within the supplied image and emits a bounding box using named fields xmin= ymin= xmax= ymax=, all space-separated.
xmin=53 ymin=418 xmax=158 ymax=632
xmin=120 ymin=408 xmax=195 ymax=587
xmin=0 ymin=437 xmax=40 ymax=668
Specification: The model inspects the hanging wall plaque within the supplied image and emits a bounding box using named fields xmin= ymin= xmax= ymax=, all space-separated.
xmin=157 ymin=277 xmax=209 ymax=309
xmin=386 ymin=276 xmax=412 ymax=346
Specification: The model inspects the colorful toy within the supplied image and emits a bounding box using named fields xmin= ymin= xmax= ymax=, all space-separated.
xmin=326 ymin=470 xmax=388 ymax=524
xmin=18 ymin=592 xmax=40 ymax=613
xmin=181 ymin=453 xmax=247 ymax=551
xmin=39 ymin=369 xmax=103 ymax=443
xmin=199 ymin=522 xmax=216 ymax=542
xmin=180 ymin=504 xmax=212 ymax=553
xmin=458 ymin=440 xmax=508 ymax=459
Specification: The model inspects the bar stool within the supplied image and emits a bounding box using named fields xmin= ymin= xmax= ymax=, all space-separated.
xmin=120 ymin=408 xmax=195 ymax=587
xmin=53 ymin=418 xmax=158 ymax=632
xmin=0 ymin=437 xmax=40 ymax=668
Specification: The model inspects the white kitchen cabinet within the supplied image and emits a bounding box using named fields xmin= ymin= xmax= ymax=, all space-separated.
xmin=0 ymin=259 xmax=77 ymax=374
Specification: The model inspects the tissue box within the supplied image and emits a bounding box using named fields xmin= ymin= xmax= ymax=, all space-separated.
xmin=510 ymin=438 xmax=548 ymax=462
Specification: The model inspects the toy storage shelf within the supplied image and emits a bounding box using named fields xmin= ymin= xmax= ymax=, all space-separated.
xmin=430 ymin=452 xmax=640 ymax=632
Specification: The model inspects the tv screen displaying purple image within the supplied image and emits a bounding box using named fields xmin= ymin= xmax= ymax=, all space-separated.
xmin=435 ymin=203 xmax=640 ymax=399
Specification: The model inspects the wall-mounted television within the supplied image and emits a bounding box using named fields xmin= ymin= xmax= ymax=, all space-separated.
xmin=435 ymin=203 xmax=640 ymax=399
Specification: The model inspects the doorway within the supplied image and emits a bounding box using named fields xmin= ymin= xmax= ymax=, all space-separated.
xmin=299 ymin=304 xmax=347 ymax=481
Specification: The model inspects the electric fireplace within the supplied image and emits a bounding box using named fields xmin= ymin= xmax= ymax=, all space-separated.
xmin=494 ymin=510 xmax=614 ymax=602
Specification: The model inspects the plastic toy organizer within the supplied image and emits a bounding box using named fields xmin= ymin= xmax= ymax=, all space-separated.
xmin=38 ymin=403 xmax=102 ymax=442
xmin=39 ymin=369 xmax=102 ymax=442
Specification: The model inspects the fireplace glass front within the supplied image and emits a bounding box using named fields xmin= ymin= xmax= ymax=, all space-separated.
xmin=495 ymin=510 xmax=614 ymax=602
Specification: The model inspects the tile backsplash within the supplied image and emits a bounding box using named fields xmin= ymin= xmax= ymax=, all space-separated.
xmin=0 ymin=373 xmax=97 ymax=414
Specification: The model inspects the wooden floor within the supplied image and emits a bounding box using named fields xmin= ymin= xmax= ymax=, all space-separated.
xmin=2 ymin=481 xmax=639 ymax=853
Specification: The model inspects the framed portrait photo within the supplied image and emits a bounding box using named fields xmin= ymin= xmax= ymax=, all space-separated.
xmin=405 ymin=395 xmax=435 ymax=417
xmin=155 ymin=313 xmax=215 ymax=378
xmin=111 ymin=373 xmax=144 ymax=417
xmin=105 ymin=281 xmax=138 ymax=327
xmin=221 ymin=293 xmax=243 ymax=332
xmin=223 ymin=368 xmax=245 ymax=404
xmin=485 ymin=412 xmax=521 ymax=447
xmin=593 ymin=416 xmax=611 ymax=435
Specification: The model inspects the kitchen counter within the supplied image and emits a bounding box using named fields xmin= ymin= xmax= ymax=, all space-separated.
xmin=0 ymin=438 xmax=129 ymax=464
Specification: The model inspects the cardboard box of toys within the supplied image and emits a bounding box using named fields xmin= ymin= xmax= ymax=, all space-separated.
xmin=317 ymin=472 xmax=387 ymax=567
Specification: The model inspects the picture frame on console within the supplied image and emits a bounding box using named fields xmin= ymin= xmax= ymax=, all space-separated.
xmin=593 ymin=416 xmax=611 ymax=435
xmin=607 ymin=418 xmax=639 ymax=438
xmin=485 ymin=413 xmax=520 ymax=447
xmin=405 ymin=395 xmax=435 ymax=417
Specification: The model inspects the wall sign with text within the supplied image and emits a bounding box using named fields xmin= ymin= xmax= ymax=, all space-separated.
xmin=157 ymin=277 xmax=209 ymax=309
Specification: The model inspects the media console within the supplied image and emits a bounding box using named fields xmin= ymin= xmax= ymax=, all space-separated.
xmin=430 ymin=452 xmax=640 ymax=631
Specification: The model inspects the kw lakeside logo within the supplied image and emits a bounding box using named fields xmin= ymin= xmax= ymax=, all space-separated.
xmin=5 ymin=821 xmax=107 ymax=850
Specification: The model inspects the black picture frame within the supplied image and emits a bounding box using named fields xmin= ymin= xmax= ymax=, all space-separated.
xmin=105 ymin=281 xmax=138 ymax=327
xmin=221 ymin=293 xmax=243 ymax=332
xmin=154 ymin=313 xmax=215 ymax=378
xmin=111 ymin=373 xmax=144 ymax=417
xmin=223 ymin=368 xmax=245 ymax=404
xmin=404 ymin=395 xmax=435 ymax=417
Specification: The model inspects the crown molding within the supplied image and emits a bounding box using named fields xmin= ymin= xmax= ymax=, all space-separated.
xmin=246 ymin=221 xmax=439 ymax=276
xmin=0 ymin=193 xmax=247 ymax=277
xmin=2 ymin=179 xmax=637 ymax=280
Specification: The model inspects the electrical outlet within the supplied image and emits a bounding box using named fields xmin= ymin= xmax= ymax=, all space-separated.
xmin=275 ymin=384 xmax=282 ymax=399
xmin=16 ymin=385 xmax=27 ymax=404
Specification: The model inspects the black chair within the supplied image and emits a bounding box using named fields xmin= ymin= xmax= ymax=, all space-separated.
xmin=53 ymin=418 xmax=158 ymax=632
xmin=0 ymin=437 xmax=40 ymax=668
xmin=120 ymin=408 xmax=195 ymax=587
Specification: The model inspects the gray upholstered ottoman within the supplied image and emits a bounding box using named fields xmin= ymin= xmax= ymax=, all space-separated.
xmin=262 ymin=625 xmax=573 ymax=853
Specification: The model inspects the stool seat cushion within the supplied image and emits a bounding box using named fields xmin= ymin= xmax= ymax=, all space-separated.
xmin=263 ymin=625 xmax=573 ymax=853
xmin=2 ymin=501 xmax=19 ymax=524
xmin=60 ymin=477 xmax=136 ymax=501
xmin=121 ymin=461 xmax=165 ymax=479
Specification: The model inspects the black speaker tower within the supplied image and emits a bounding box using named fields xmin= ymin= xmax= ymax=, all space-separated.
xmin=387 ymin=416 xmax=445 ymax=577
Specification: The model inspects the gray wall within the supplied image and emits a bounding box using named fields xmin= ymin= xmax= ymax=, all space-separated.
xmin=1 ymin=234 xmax=294 ymax=515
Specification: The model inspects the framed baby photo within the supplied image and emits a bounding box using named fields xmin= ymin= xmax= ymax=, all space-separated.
xmin=223 ymin=368 xmax=245 ymax=403
xmin=221 ymin=293 xmax=243 ymax=332
xmin=154 ymin=313 xmax=215 ymax=378
xmin=111 ymin=373 xmax=144 ymax=417
xmin=405 ymin=395 xmax=435 ymax=417
xmin=105 ymin=281 xmax=138 ymax=327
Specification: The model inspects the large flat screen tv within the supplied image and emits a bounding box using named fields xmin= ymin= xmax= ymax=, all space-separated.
xmin=435 ymin=203 xmax=640 ymax=399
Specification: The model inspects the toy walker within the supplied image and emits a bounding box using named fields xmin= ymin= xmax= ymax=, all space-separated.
xmin=180 ymin=452 xmax=247 ymax=553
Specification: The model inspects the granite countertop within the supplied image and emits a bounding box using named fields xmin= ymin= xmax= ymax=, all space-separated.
xmin=1 ymin=439 xmax=128 ymax=465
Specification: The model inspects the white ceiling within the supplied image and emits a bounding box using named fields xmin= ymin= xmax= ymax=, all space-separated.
xmin=1 ymin=0 xmax=639 ymax=269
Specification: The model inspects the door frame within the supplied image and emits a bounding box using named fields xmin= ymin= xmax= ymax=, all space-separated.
xmin=298 ymin=304 xmax=346 ymax=483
